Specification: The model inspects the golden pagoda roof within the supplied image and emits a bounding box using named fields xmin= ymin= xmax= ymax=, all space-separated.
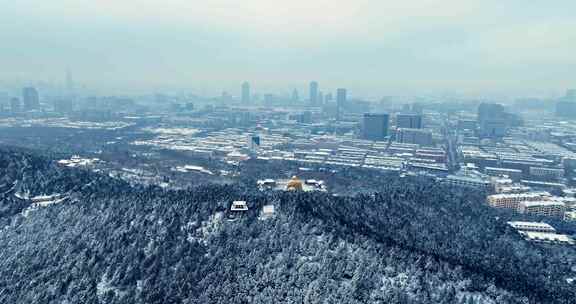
xmin=286 ymin=176 xmax=303 ymax=191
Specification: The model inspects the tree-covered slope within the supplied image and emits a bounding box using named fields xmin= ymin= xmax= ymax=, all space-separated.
xmin=0 ymin=147 xmax=574 ymax=303
xmin=0 ymin=147 xmax=102 ymax=224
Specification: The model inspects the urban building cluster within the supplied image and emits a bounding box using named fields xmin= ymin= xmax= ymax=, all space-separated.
xmin=3 ymin=81 xmax=576 ymax=224
xmin=507 ymin=221 xmax=574 ymax=245
xmin=488 ymin=192 xmax=574 ymax=218
xmin=438 ymin=89 xmax=576 ymax=222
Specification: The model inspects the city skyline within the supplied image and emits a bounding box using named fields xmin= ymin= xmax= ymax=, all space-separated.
xmin=2 ymin=2 xmax=576 ymax=303
xmin=1 ymin=1 xmax=575 ymax=97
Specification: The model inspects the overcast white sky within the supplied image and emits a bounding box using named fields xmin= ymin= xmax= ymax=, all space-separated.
xmin=1 ymin=0 xmax=575 ymax=97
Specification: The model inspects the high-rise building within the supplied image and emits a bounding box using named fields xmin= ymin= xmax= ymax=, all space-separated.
xmin=458 ymin=119 xmax=477 ymax=130
xmin=325 ymin=93 xmax=333 ymax=103
xmin=336 ymin=88 xmax=347 ymax=121
xmin=291 ymin=89 xmax=299 ymax=102
xmin=263 ymin=94 xmax=275 ymax=105
xmin=396 ymin=128 xmax=432 ymax=146
xmin=318 ymin=91 xmax=324 ymax=105
xmin=221 ymin=91 xmax=232 ymax=103
xmin=10 ymin=98 xmax=21 ymax=113
xmin=480 ymin=119 xmax=507 ymax=138
xmin=396 ymin=113 xmax=423 ymax=129
xmin=22 ymin=87 xmax=40 ymax=111
xmin=478 ymin=103 xmax=504 ymax=122
xmin=248 ymin=135 xmax=260 ymax=152
xmin=556 ymin=90 xmax=576 ymax=119
xmin=556 ymin=101 xmax=576 ymax=118
xmin=309 ymin=81 xmax=318 ymax=105
xmin=478 ymin=103 xmax=507 ymax=138
xmin=241 ymin=82 xmax=251 ymax=104
xmin=362 ymin=113 xmax=389 ymax=141
xmin=301 ymin=111 xmax=312 ymax=124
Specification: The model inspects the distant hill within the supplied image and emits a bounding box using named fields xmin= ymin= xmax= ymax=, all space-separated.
xmin=0 ymin=147 xmax=575 ymax=303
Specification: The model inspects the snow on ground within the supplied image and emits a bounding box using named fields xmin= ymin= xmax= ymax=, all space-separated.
xmin=122 ymin=168 xmax=148 ymax=175
xmin=0 ymin=117 xmax=132 ymax=130
xmin=1 ymin=180 xmax=18 ymax=196
xmin=97 ymin=275 xmax=128 ymax=301
xmin=186 ymin=211 xmax=225 ymax=246
xmin=14 ymin=190 xmax=30 ymax=200
xmin=172 ymin=165 xmax=213 ymax=175
xmin=142 ymin=127 xmax=200 ymax=136
xmin=20 ymin=194 xmax=67 ymax=217
xmin=57 ymin=156 xmax=102 ymax=167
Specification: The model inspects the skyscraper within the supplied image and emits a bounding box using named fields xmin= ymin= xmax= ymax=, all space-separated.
xmin=480 ymin=119 xmax=507 ymax=138
xmin=478 ymin=103 xmax=507 ymax=138
xmin=241 ymin=82 xmax=251 ymax=104
xmin=336 ymin=88 xmax=346 ymax=120
xmin=478 ymin=103 xmax=504 ymax=123
xmin=10 ymin=98 xmax=21 ymax=113
xmin=291 ymin=89 xmax=299 ymax=102
xmin=325 ymin=93 xmax=333 ymax=103
xmin=362 ymin=113 xmax=389 ymax=141
xmin=396 ymin=113 xmax=423 ymax=129
xmin=309 ymin=81 xmax=318 ymax=105
xmin=221 ymin=91 xmax=232 ymax=103
xmin=318 ymin=91 xmax=324 ymax=105
xmin=22 ymin=87 xmax=40 ymax=111
xmin=263 ymin=94 xmax=274 ymax=105
xmin=396 ymin=128 xmax=432 ymax=146
xmin=555 ymin=101 xmax=576 ymax=119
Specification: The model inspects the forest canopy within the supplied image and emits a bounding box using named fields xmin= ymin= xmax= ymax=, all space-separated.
xmin=0 ymin=147 xmax=575 ymax=304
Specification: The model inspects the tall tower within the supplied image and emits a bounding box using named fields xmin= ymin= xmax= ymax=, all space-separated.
xmin=362 ymin=113 xmax=389 ymax=141
xmin=291 ymin=89 xmax=299 ymax=102
xmin=477 ymin=103 xmax=506 ymax=138
xmin=325 ymin=93 xmax=333 ymax=103
xmin=396 ymin=113 xmax=423 ymax=129
xmin=309 ymin=81 xmax=318 ymax=105
xmin=22 ymin=87 xmax=39 ymax=111
xmin=10 ymin=98 xmax=21 ymax=113
xmin=241 ymin=82 xmax=251 ymax=104
xmin=336 ymin=88 xmax=347 ymax=121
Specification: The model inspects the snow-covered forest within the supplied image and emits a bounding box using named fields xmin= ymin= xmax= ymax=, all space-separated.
xmin=1 ymin=147 xmax=575 ymax=303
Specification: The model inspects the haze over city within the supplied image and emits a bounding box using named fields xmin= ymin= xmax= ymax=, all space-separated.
xmin=2 ymin=0 xmax=576 ymax=97
xmin=2 ymin=1 xmax=576 ymax=303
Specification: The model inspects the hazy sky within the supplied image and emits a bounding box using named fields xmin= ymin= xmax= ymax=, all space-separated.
xmin=1 ymin=0 xmax=575 ymax=97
